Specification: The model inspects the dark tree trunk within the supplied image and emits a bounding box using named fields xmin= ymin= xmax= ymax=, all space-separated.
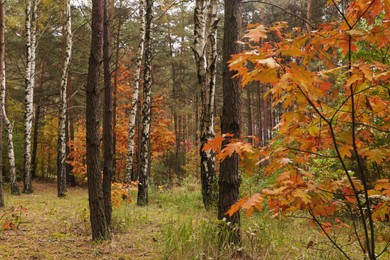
xmin=102 ymin=0 xmax=113 ymax=234
xmin=66 ymin=75 xmax=76 ymax=186
xmin=263 ymin=85 xmax=270 ymax=143
xmin=246 ymin=86 xmax=253 ymax=141
xmin=31 ymin=104 xmax=40 ymax=179
xmin=86 ymin=0 xmax=109 ymax=241
xmin=137 ymin=0 xmax=153 ymax=206
xmin=133 ymin=98 xmax=142 ymax=182
xmin=218 ymin=0 xmax=242 ymax=244
xmin=256 ymin=83 xmax=263 ymax=146
xmin=112 ymin=0 xmax=124 ymax=179
xmin=0 ymin=0 xmax=4 ymax=208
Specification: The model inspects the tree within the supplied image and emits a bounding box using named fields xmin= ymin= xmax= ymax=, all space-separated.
xmin=86 ymin=0 xmax=109 ymax=240
xmin=193 ymin=0 xmax=219 ymax=209
xmin=1 ymin=0 xmax=18 ymax=195
xmin=124 ymin=0 xmax=145 ymax=183
xmin=0 ymin=0 xmax=4 ymax=208
xmin=224 ymin=0 xmax=390 ymax=258
xmin=23 ymin=0 xmax=38 ymax=194
xmin=102 ymin=0 xmax=113 ymax=232
xmin=137 ymin=0 xmax=153 ymax=207
xmin=57 ymin=0 xmax=73 ymax=197
xmin=218 ymin=0 xmax=243 ymax=244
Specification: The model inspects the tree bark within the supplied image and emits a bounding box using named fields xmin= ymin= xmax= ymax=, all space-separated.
xmin=102 ymin=0 xmax=113 ymax=234
xmin=23 ymin=0 xmax=38 ymax=194
xmin=256 ymin=83 xmax=263 ymax=146
xmin=0 ymin=0 xmax=19 ymax=195
xmin=137 ymin=0 xmax=153 ymax=207
xmin=219 ymin=0 xmax=242 ymax=244
xmin=57 ymin=0 xmax=72 ymax=197
xmin=66 ymin=75 xmax=76 ymax=186
xmin=306 ymin=0 xmax=312 ymax=32
xmin=31 ymin=104 xmax=40 ymax=179
xmin=194 ymin=0 xmax=219 ymax=209
xmin=86 ymin=0 xmax=109 ymax=240
xmin=124 ymin=0 xmax=145 ymax=183
xmin=112 ymin=0 xmax=123 ymax=179
xmin=0 ymin=0 xmax=4 ymax=208
xmin=246 ymin=86 xmax=253 ymax=141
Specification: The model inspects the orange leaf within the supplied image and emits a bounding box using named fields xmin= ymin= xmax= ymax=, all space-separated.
xmin=243 ymin=25 xmax=267 ymax=43
xmin=226 ymin=195 xmax=249 ymax=217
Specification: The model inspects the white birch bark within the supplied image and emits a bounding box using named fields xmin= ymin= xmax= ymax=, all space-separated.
xmin=137 ymin=0 xmax=153 ymax=206
xmin=124 ymin=0 xmax=146 ymax=183
xmin=57 ymin=0 xmax=72 ymax=197
xmin=194 ymin=0 xmax=218 ymax=209
xmin=23 ymin=0 xmax=38 ymax=193
xmin=1 ymin=63 xmax=19 ymax=195
xmin=0 ymin=0 xmax=19 ymax=195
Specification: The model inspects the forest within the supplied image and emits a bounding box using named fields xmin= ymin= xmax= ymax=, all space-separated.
xmin=0 ymin=0 xmax=389 ymax=259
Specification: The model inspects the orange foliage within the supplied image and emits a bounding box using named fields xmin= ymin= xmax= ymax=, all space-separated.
xmin=67 ymin=65 xmax=175 ymax=183
xmin=209 ymin=0 xmax=390 ymax=248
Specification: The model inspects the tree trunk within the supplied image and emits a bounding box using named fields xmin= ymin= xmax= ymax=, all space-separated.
xmin=66 ymin=75 xmax=76 ymax=186
xmin=0 ymin=0 xmax=4 ymax=208
xmin=31 ymin=104 xmax=40 ymax=179
xmin=246 ymin=86 xmax=253 ymax=141
xmin=134 ymin=98 xmax=142 ymax=182
xmin=112 ymin=0 xmax=123 ymax=179
xmin=306 ymin=0 xmax=312 ymax=32
xmin=194 ymin=0 xmax=218 ymax=209
xmin=137 ymin=0 xmax=153 ymax=206
xmin=124 ymin=0 xmax=145 ymax=183
xmin=57 ymin=0 xmax=72 ymax=197
xmin=102 ymin=0 xmax=113 ymax=234
xmin=219 ymin=0 xmax=242 ymax=244
xmin=256 ymin=83 xmax=263 ymax=147
xmin=86 ymin=0 xmax=109 ymax=241
xmin=23 ymin=0 xmax=38 ymax=194
xmin=0 ymin=0 xmax=19 ymax=195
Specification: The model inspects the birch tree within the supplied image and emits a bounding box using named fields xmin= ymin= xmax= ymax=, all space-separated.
xmin=124 ymin=0 xmax=146 ymax=183
xmin=137 ymin=0 xmax=153 ymax=206
xmin=0 ymin=0 xmax=18 ymax=195
xmin=193 ymin=0 xmax=218 ymax=209
xmin=57 ymin=0 xmax=72 ymax=197
xmin=23 ymin=0 xmax=38 ymax=194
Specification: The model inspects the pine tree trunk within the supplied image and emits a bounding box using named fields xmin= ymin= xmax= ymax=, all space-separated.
xmin=31 ymin=104 xmax=40 ymax=179
xmin=57 ymin=0 xmax=72 ymax=197
xmin=137 ymin=0 xmax=153 ymax=207
xmin=0 ymin=0 xmax=19 ymax=195
xmin=23 ymin=0 xmax=38 ymax=194
xmin=86 ymin=0 xmax=109 ymax=241
xmin=306 ymin=0 xmax=312 ymax=32
xmin=66 ymin=75 xmax=76 ymax=186
xmin=0 ymin=0 xmax=5 ymax=208
xmin=124 ymin=0 xmax=145 ymax=183
xmin=112 ymin=0 xmax=123 ymax=179
xmin=102 ymin=0 xmax=113 ymax=233
xmin=219 ymin=0 xmax=242 ymax=244
xmin=256 ymin=83 xmax=263 ymax=147
xmin=246 ymin=86 xmax=253 ymax=140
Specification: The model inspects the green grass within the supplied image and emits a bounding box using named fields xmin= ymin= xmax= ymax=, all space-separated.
xmin=0 ymin=181 xmax=388 ymax=259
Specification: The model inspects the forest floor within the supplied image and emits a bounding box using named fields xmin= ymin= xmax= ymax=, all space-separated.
xmin=0 ymin=180 xmax=385 ymax=259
